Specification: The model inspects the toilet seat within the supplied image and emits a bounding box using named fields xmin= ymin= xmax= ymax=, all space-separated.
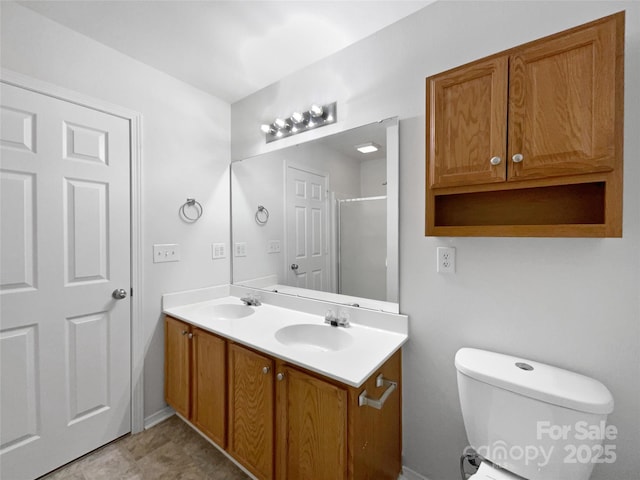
xmin=468 ymin=461 xmax=523 ymax=480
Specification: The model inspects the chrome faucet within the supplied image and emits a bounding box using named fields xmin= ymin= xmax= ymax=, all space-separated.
xmin=324 ymin=309 xmax=350 ymax=328
xmin=240 ymin=293 xmax=261 ymax=306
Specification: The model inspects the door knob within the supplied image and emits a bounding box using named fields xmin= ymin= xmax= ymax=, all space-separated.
xmin=512 ymin=153 xmax=524 ymax=163
xmin=112 ymin=288 xmax=128 ymax=300
xmin=262 ymin=366 xmax=270 ymax=374
xmin=490 ymin=156 xmax=502 ymax=166
xmin=276 ymin=372 xmax=285 ymax=381
xmin=290 ymin=264 xmax=299 ymax=271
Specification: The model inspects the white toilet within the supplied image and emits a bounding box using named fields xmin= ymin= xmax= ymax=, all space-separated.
xmin=455 ymin=348 xmax=614 ymax=480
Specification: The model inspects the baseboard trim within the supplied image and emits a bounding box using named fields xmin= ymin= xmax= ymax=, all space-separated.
xmin=143 ymin=406 xmax=175 ymax=430
xmin=400 ymin=465 xmax=431 ymax=480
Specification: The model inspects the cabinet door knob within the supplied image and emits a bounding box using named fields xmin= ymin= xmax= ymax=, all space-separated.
xmin=276 ymin=372 xmax=285 ymax=381
xmin=490 ymin=156 xmax=501 ymax=166
xmin=262 ymin=366 xmax=270 ymax=374
xmin=187 ymin=333 xmax=193 ymax=339
xmin=181 ymin=330 xmax=188 ymax=336
xmin=512 ymin=153 xmax=524 ymax=163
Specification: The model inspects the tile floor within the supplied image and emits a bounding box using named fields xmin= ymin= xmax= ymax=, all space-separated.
xmin=40 ymin=415 xmax=250 ymax=480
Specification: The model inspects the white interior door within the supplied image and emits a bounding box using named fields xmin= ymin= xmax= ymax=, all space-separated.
xmin=0 ymin=82 xmax=131 ymax=480
xmin=285 ymin=165 xmax=329 ymax=290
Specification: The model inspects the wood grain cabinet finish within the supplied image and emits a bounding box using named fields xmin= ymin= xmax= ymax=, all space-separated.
xmin=164 ymin=318 xmax=227 ymax=447
xmin=228 ymin=343 xmax=275 ymax=480
xmin=164 ymin=316 xmax=191 ymax=418
xmin=428 ymin=55 xmax=508 ymax=188
xmin=192 ymin=327 xmax=227 ymax=447
xmin=276 ymin=364 xmax=348 ymax=480
xmin=426 ymin=12 xmax=624 ymax=237
xmin=508 ymin=17 xmax=620 ymax=181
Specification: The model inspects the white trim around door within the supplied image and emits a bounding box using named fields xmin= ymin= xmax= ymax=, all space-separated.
xmin=0 ymin=68 xmax=145 ymax=435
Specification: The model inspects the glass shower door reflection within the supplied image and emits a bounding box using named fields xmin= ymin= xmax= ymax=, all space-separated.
xmin=338 ymin=196 xmax=386 ymax=301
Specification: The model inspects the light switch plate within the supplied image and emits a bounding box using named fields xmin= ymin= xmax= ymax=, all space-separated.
xmin=153 ymin=244 xmax=180 ymax=263
xmin=267 ymin=240 xmax=281 ymax=254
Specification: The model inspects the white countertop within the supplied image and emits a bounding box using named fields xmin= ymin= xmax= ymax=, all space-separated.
xmin=163 ymin=295 xmax=408 ymax=388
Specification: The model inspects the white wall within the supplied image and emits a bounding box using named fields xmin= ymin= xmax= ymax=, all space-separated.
xmin=361 ymin=156 xmax=387 ymax=197
xmin=231 ymin=2 xmax=640 ymax=479
xmin=1 ymin=2 xmax=231 ymax=420
xmin=232 ymin=152 xmax=286 ymax=284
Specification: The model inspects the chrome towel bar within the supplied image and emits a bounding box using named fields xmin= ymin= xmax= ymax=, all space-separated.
xmin=358 ymin=374 xmax=397 ymax=410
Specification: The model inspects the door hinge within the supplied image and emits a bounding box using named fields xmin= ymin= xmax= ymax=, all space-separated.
xmin=130 ymin=287 xmax=134 ymax=297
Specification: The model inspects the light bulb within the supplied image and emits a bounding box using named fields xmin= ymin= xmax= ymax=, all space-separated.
xmin=309 ymin=104 xmax=323 ymax=118
xmin=291 ymin=112 xmax=304 ymax=124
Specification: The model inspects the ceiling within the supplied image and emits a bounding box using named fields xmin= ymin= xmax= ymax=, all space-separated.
xmin=19 ymin=0 xmax=432 ymax=104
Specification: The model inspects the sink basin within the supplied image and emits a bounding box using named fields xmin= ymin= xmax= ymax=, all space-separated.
xmin=198 ymin=304 xmax=255 ymax=320
xmin=274 ymin=324 xmax=354 ymax=352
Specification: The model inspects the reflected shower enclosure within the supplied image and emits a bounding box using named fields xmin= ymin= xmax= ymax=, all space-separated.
xmin=337 ymin=196 xmax=386 ymax=301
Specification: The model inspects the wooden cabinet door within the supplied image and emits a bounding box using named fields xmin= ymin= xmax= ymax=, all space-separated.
xmin=508 ymin=16 xmax=621 ymax=180
xmin=192 ymin=328 xmax=226 ymax=447
xmin=164 ymin=317 xmax=191 ymax=418
xmin=228 ymin=344 xmax=274 ymax=480
xmin=427 ymin=55 xmax=508 ymax=188
xmin=276 ymin=365 xmax=347 ymax=480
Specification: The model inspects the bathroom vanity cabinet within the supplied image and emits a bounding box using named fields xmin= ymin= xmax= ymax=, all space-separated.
xmin=164 ymin=317 xmax=227 ymax=446
xmin=165 ymin=315 xmax=402 ymax=480
xmin=425 ymin=12 xmax=624 ymax=237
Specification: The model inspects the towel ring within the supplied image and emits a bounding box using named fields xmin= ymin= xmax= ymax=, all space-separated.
xmin=180 ymin=198 xmax=203 ymax=222
xmin=255 ymin=205 xmax=269 ymax=225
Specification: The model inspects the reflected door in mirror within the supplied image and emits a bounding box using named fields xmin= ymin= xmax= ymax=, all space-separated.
xmin=286 ymin=165 xmax=329 ymax=291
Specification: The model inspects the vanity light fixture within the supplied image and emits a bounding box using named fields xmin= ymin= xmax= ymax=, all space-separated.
xmin=356 ymin=142 xmax=380 ymax=154
xmin=261 ymin=102 xmax=337 ymax=143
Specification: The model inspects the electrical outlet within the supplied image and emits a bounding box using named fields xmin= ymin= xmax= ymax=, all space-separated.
xmin=212 ymin=243 xmax=226 ymax=259
xmin=153 ymin=244 xmax=180 ymax=263
xmin=267 ymin=240 xmax=281 ymax=254
xmin=437 ymin=246 xmax=456 ymax=273
xmin=234 ymin=242 xmax=247 ymax=257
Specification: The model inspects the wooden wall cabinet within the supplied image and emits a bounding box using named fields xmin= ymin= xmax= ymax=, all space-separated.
xmin=164 ymin=317 xmax=227 ymax=447
xmin=426 ymin=12 xmax=624 ymax=237
xmin=166 ymin=316 xmax=402 ymax=480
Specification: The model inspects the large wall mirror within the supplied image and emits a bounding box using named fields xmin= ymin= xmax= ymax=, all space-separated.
xmin=231 ymin=117 xmax=399 ymax=313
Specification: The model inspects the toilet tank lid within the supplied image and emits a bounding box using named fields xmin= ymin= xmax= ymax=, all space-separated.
xmin=455 ymin=348 xmax=614 ymax=415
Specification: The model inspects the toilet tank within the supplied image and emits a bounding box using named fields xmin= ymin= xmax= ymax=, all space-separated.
xmin=455 ymin=348 xmax=614 ymax=480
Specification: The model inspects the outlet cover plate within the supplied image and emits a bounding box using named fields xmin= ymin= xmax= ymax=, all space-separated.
xmin=437 ymin=246 xmax=455 ymax=273
xmin=212 ymin=243 xmax=226 ymax=259
xmin=234 ymin=242 xmax=247 ymax=257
